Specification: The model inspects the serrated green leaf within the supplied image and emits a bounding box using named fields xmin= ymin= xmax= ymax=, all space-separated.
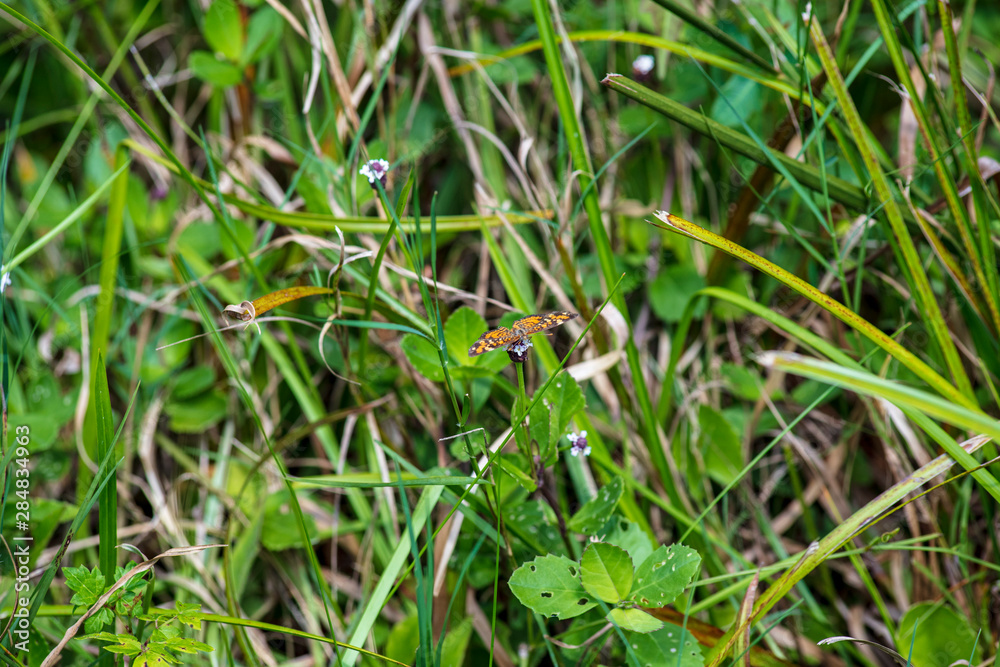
xmin=567 ymin=477 xmax=624 ymax=534
xmin=84 ymin=609 xmax=113 ymax=636
xmin=401 ymin=334 xmax=444 ymax=381
xmin=508 ymin=554 xmax=596 ymax=619
xmin=204 ymin=0 xmax=244 ymax=61
xmin=625 ymin=627 xmax=704 ymax=667
xmin=189 ymin=51 xmax=243 ymax=87
xmin=628 ymin=544 xmax=701 ymax=607
xmin=64 ymin=565 xmax=107 ymax=607
xmin=580 ymin=542 xmax=633 ymax=603
xmin=173 ymin=602 xmax=204 ymax=631
xmin=607 ymin=607 xmax=664 ymax=633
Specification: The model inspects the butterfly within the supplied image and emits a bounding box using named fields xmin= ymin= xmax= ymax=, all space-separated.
xmin=468 ymin=311 xmax=579 ymax=356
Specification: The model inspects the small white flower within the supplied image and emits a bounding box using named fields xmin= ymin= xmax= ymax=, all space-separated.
xmin=568 ymin=430 xmax=590 ymax=457
xmin=359 ymin=159 xmax=390 ymax=186
xmin=633 ymin=54 xmax=654 ymax=75
xmin=0 ymin=266 xmax=11 ymax=294
xmin=508 ymin=338 xmax=533 ymax=355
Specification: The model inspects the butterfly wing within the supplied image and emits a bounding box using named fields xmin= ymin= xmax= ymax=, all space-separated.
xmin=513 ymin=311 xmax=578 ymax=335
xmin=468 ymin=327 xmax=516 ymax=356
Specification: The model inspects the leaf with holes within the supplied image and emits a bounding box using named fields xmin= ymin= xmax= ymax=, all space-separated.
xmin=508 ymin=554 xmax=596 ymax=619
xmin=567 ymin=477 xmax=624 ymax=534
xmin=628 ymin=544 xmax=701 ymax=607
xmin=625 ymin=627 xmax=704 ymax=667
xmin=607 ymin=607 xmax=664 ymax=634
xmin=604 ymin=517 xmax=655 ymax=567
xmin=580 ymin=542 xmax=633 ymax=604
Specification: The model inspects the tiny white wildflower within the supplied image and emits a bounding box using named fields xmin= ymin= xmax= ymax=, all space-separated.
xmin=359 ymin=159 xmax=390 ymax=186
xmin=633 ymin=54 xmax=654 ymax=75
xmin=568 ymin=430 xmax=590 ymax=457
xmin=509 ymin=338 xmax=533 ymax=355
xmin=0 ymin=266 xmax=11 ymax=294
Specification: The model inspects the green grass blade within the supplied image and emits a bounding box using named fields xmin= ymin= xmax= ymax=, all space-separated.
xmin=653 ymin=211 xmax=973 ymax=409
xmin=758 ymin=352 xmax=1000 ymax=503
xmin=530 ymin=0 xmax=672 ymax=490
xmin=805 ymin=10 xmax=973 ymax=399
xmin=342 ymin=485 xmax=444 ymax=667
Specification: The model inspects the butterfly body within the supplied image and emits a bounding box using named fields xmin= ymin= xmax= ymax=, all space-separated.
xmin=468 ymin=311 xmax=578 ymax=356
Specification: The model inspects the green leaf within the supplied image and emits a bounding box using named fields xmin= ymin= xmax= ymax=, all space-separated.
xmin=626 ymin=627 xmax=704 ymax=667
xmin=496 ymin=452 xmax=536 ymax=493
xmin=604 ymin=517 xmax=655 ymax=567
xmin=580 ymin=542 xmax=633 ymax=604
xmin=567 ymin=477 xmax=624 ymax=534
xmin=444 ymin=306 xmax=484 ymax=366
xmin=386 ymin=616 xmax=419 ymax=665
xmin=189 ymin=51 xmax=243 ymax=87
xmin=261 ymin=492 xmax=318 ymax=550
xmin=204 ymin=0 xmax=244 ymax=61
xmin=401 ymin=334 xmax=444 ymax=381
xmin=628 ymin=544 xmax=701 ymax=607
xmin=720 ymin=362 xmax=762 ymax=401
xmin=648 ymin=265 xmax=706 ymax=323
xmin=163 ymin=391 xmax=228 ymax=433
xmin=508 ymin=554 xmax=597 ymax=619
xmin=607 ymin=607 xmax=664 ymax=633
xmin=897 ymin=602 xmax=983 ymax=667
xmin=444 ymin=306 xmax=507 ymax=371
xmin=83 ymin=632 xmax=141 ymax=654
xmin=539 ymin=372 xmax=585 ymax=443
xmin=505 ymin=499 xmax=564 ymax=556
xmin=529 ymin=399 xmax=551 ymax=459
xmin=439 ymin=617 xmax=473 ymax=667
xmin=709 ymin=75 xmax=760 ymax=127
xmin=170 ymin=366 xmax=216 ymax=400
xmin=697 ymin=404 xmax=743 ymax=486
xmin=64 ymin=565 xmax=107 ymax=606
xmin=241 ymin=7 xmax=282 ymax=65
xmin=173 ymin=602 xmax=205 ymax=631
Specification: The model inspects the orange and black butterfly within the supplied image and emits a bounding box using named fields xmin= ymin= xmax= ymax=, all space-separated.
xmin=468 ymin=311 xmax=578 ymax=356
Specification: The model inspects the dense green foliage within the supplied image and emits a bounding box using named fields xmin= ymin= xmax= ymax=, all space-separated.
xmin=2 ymin=0 xmax=999 ymax=665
